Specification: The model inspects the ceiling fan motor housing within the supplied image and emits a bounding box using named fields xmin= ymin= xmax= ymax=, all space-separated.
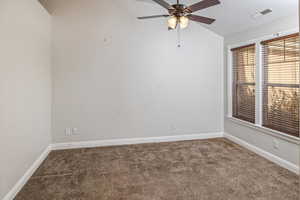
xmin=169 ymin=4 xmax=189 ymax=17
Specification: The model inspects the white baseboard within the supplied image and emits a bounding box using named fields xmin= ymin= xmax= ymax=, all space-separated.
xmin=3 ymin=145 xmax=51 ymax=200
xmin=51 ymin=132 xmax=224 ymax=150
xmin=224 ymin=132 xmax=300 ymax=175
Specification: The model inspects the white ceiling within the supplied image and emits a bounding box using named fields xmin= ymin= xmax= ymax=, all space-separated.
xmin=137 ymin=0 xmax=298 ymax=36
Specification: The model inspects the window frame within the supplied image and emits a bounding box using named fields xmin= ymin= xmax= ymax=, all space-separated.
xmin=227 ymin=29 xmax=300 ymax=144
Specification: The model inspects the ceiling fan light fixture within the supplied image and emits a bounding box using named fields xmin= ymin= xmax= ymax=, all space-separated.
xmin=179 ymin=16 xmax=189 ymax=29
xmin=168 ymin=16 xmax=178 ymax=29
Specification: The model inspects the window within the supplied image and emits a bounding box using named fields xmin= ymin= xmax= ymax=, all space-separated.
xmin=262 ymin=34 xmax=300 ymax=137
xmin=232 ymin=44 xmax=256 ymax=123
xmin=230 ymin=33 xmax=300 ymax=138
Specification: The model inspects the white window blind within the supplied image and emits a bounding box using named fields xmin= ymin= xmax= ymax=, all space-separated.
xmin=232 ymin=44 xmax=256 ymax=123
xmin=261 ymin=33 xmax=300 ymax=137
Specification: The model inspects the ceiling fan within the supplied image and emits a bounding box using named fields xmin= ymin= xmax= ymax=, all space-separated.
xmin=137 ymin=0 xmax=220 ymax=30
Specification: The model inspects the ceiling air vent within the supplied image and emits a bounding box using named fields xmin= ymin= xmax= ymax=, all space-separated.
xmin=252 ymin=9 xmax=272 ymax=19
xmin=260 ymin=9 xmax=272 ymax=15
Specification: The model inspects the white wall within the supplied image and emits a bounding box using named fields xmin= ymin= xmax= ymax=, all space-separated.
xmin=224 ymin=15 xmax=300 ymax=166
xmin=0 ymin=0 xmax=52 ymax=198
xmin=47 ymin=0 xmax=224 ymax=143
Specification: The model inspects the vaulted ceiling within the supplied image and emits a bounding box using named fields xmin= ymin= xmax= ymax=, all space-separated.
xmin=39 ymin=0 xmax=298 ymax=37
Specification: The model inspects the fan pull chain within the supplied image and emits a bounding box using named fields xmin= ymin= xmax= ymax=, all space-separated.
xmin=177 ymin=24 xmax=181 ymax=48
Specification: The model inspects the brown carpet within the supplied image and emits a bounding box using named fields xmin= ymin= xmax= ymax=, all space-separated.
xmin=15 ymin=138 xmax=299 ymax=200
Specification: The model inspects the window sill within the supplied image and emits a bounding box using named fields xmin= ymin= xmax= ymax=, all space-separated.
xmin=226 ymin=116 xmax=300 ymax=145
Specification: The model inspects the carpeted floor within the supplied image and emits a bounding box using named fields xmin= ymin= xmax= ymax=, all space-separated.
xmin=15 ymin=138 xmax=299 ymax=200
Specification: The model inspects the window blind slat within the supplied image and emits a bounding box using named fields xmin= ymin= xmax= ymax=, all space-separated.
xmin=232 ymin=44 xmax=256 ymax=123
xmin=262 ymin=33 xmax=300 ymax=137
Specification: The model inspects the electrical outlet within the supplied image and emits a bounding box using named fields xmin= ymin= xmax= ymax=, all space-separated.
xmin=65 ymin=128 xmax=72 ymax=136
xmin=72 ymin=128 xmax=79 ymax=135
xmin=273 ymin=139 xmax=279 ymax=149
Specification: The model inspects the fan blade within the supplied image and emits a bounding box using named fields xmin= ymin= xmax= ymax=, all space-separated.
xmin=187 ymin=0 xmax=220 ymax=13
xmin=152 ymin=0 xmax=173 ymax=10
xmin=187 ymin=15 xmax=215 ymax=24
xmin=137 ymin=15 xmax=169 ymax=19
